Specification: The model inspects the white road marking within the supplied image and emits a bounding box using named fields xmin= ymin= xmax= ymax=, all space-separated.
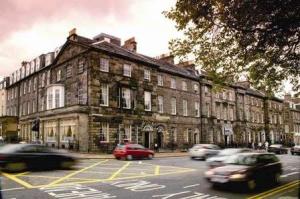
xmin=1 ymin=187 xmax=25 ymax=192
xmin=183 ymin=184 xmax=200 ymax=189
xmin=280 ymin=172 xmax=300 ymax=178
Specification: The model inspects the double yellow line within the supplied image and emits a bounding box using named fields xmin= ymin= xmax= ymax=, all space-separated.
xmin=248 ymin=180 xmax=300 ymax=199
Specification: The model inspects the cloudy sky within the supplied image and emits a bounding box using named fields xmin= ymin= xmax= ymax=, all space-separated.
xmin=0 ymin=0 xmax=179 ymax=77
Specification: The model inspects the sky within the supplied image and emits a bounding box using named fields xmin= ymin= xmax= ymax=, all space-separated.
xmin=0 ymin=0 xmax=180 ymax=77
xmin=0 ymin=0 xmax=293 ymax=96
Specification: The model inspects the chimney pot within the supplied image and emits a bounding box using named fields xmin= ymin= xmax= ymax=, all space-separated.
xmin=69 ymin=28 xmax=77 ymax=36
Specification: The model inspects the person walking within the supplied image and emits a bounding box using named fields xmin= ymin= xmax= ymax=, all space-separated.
xmin=258 ymin=142 xmax=262 ymax=150
xmin=265 ymin=141 xmax=269 ymax=151
xmin=251 ymin=141 xmax=255 ymax=150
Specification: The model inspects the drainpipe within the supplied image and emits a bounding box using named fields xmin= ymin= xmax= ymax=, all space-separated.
xmin=199 ymin=77 xmax=203 ymax=143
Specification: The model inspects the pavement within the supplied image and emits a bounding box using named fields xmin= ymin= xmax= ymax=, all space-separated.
xmin=1 ymin=154 xmax=299 ymax=199
xmin=70 ymin=151 xmax=189 ymax=159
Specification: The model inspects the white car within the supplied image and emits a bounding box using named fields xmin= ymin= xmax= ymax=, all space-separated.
xmin=189 ymin=144 xmax=220 ymax=160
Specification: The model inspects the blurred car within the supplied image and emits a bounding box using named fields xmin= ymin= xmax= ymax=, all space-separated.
xmin=205 ymin=153 xmax=282 ymax=190
xmin=0 ymin=144 xmax=76 ymax=172
xmin=291 ymin=145 xmax=300 ymax=155
xmin=113 ymin=144 xmax=154 ymax=160
xmin=268 ymin=144 xmax=288 ymax=154
xmin=206 ymin=148 xmax=252 ymax=168
xmin=189 ymin=144 xmax=220 ymax=160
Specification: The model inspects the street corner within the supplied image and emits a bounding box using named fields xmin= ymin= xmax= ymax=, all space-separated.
xmin=2 ymin=159 xmax=196 ymax=189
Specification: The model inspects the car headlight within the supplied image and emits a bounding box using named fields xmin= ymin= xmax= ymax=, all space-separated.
xmin=229 ymin=173 xmax=246 ymax=180
xmin=205 ymin=170 xmax=214 ymax=176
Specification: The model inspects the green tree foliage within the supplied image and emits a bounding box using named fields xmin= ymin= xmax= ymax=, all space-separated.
xmin=164 ymin=0 xmax=300 ymax=94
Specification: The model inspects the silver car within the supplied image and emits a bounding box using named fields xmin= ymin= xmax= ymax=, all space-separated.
xmin=189 ymin=144 xmax=220 ymax=160
xmin=206 ymin=148 xmax=252 ymax=168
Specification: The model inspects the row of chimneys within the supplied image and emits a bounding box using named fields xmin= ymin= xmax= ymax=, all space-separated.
xmin=68 ymin=28 xmax=194 ymax=70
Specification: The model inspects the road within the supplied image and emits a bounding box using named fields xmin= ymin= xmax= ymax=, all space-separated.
xmin=1 ymin=154 xmax=299 ymax=199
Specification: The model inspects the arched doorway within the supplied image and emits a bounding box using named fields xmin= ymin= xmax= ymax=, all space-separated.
xmin=157 ymin=125 xmax=165 ymax=148
xmin=142 ymin=124 xmax=154 ymax=148
xmin=193 ymin=128 xmax=200 ymax=144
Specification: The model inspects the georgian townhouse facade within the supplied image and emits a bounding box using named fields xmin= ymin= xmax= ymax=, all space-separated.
xmin=3 ymin=30 xmax=297 ymax=151
xmin=5 ymin=31 xmax=201 ymax=152
xmin=0 ymin=78 xmax=8 ymax=117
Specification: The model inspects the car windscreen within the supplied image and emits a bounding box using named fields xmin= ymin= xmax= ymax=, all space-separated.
xmin=224 ymin=154 xmax=257 ymax=166
xmin=116 ymin=145 xmax=125 ymax=150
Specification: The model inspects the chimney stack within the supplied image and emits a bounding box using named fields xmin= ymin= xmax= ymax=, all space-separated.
xmin=237 ymin=81 xmax=251 ymax=88
xmin=177 ymin=61 xmax=195 ymax=70
xmin=284 ymin=94 xmax=292 ymax=101
xmin=68 ymin=28 xmax=77 ymax=41
xmin=156 ymin=53 xmax=174 ymax=64
xmin=123 ymin=37 xmax=137 ymax=52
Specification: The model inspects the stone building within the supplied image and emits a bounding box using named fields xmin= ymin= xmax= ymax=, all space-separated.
xmin=3 ymin=29 xmax=297 ymax=150
xmin=5 ymin=30 xmax=201 ymax=152
xmin=283 ymin=94 xmax=300 ymax=145
xmin=0 ymin=78 xmax=8 ymax=117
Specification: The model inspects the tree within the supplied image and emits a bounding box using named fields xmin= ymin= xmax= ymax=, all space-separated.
xmin=164 ymin=0 xmax=300 ymax=95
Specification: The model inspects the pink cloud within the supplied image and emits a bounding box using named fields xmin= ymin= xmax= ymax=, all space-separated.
xmin=0 ymin=0 xmax=135 ymax=40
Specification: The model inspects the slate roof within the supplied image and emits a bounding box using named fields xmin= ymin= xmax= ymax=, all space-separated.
xmin=75 ymin=35 xmax=199 ymax=80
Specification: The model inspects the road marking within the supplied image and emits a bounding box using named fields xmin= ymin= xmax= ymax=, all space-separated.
xmin=280 ymin=172 xmax=299 ymax=178
xmin=44 ymin=159 xmax=109 ymax=187
xmin=1 ymin=187 xmax=25 ymax=192
xmin=183 ymin=184 xmax=200 ymax=189
xmin=2 ymin=173 xmax=34 ymax=189
xmin=14 ymin=172 xmax=30 ymax=176
xmin=108 ymin=162 xmax=131 ymax=180
xmin=155 ymin=166 xmax=160 ymax=175
xmin=247 ymin=180 xmax=300 ymax=199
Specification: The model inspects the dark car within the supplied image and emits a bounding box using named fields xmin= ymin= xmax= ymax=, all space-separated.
xmin=205 ymin=153 xmax=282 ymax=191
xmin=268 ymin=144 xmax=288 ymax=154
xmin=206 ymin=148 xmax=252 ymax=168
xmin=113 ymin=144 xmax=154 ymax=160
xmin=0 ymin=144 xmax=77 ymax=172
xmin=291 ymin=145 xmax=300 ymax=155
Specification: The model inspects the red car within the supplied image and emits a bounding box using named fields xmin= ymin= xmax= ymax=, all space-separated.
xmin=113 ymin=144 xmax=154 ymax=160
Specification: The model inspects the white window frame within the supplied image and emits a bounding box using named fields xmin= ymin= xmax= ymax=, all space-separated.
xmin=100 ymin=58 xmax=109 ymax=72
xmin=158 ymin=96 xmax=164 ymax=113
xmin=195 ymin=102 xmax=200 ymax=117
xmin=183 ymin=99 xmax=188 ymax=116
xmin=100 ymin=123 xmax=109 ymax=142
xmin=170 ymin=78 xmax=176 ymax=89
xmin=144 ymin=69 xmax=151 ymax=81
xmin=144 ymin=91 xmax=151 ymax=111
xmin=47 ymin=85 xmax=65 ymax=110
xmin=157 ymin=74 xmax=163 ymax=86
xmin=194 ymin=84 xmax=199 ymax=93
xmin=122 ymin=88 xmax=131 ymax=109
xmin=123 ymin=64 xmax=131 ymax=77
xmin=182 ymin=81 xmax=187 ymax=91
xmin=171 ymin=97 xmax=176 ymax=115
xmin=100 ymin=84 xmax=109 ymax=106
xmin=57 ymin=70 xmax=61 ymax=82
xmin=124 ymin=125 xmax=132 ymax=141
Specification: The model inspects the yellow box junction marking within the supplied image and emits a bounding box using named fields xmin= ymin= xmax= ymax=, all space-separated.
xmin=108 ymin=162 xmax=131 ymax=180
xmin=247 ymin=180 xmax=300 ymax=199
xmin=45 ymin=159 xmax=108 ymax=187
xmin=155 ymin=166 xmax=160 ymax=175
xmin=2 ymin=173 xmax=34 ymax=189
xmin=3 ymin=159 xmax=196 ymax=189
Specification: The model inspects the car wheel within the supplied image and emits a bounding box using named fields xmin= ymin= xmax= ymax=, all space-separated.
xmin=126 ymin=155 xmax=133 ymax=160
xmin=5 ymin=162 xmax=27 ymax=173
xmin=190 ymin=157 xmax=195 ymax=160
xmin=291 ymin=152 xmax=294 ymax=155
xmin=148 ymin=154 xmax=153 ymax=160
xmin=247 ymin=179 xmax=256 ymax=191
xmin=61 ymin=160 xmax=75 ymax=169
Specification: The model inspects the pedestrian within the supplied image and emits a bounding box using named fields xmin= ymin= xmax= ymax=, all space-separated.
xmin=258 ymin=142 xmax=262 ymax=150
xmin=265 ymin=141 xmax=269 ymax=151
xmin=154 ymin=143 xmax=159 ymax=152
xmin=252 ymin=142 xmax=255 ymax=150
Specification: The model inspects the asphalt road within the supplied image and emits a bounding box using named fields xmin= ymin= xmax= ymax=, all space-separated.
xmin=1 ymin=154 xmax=299 ymax=199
